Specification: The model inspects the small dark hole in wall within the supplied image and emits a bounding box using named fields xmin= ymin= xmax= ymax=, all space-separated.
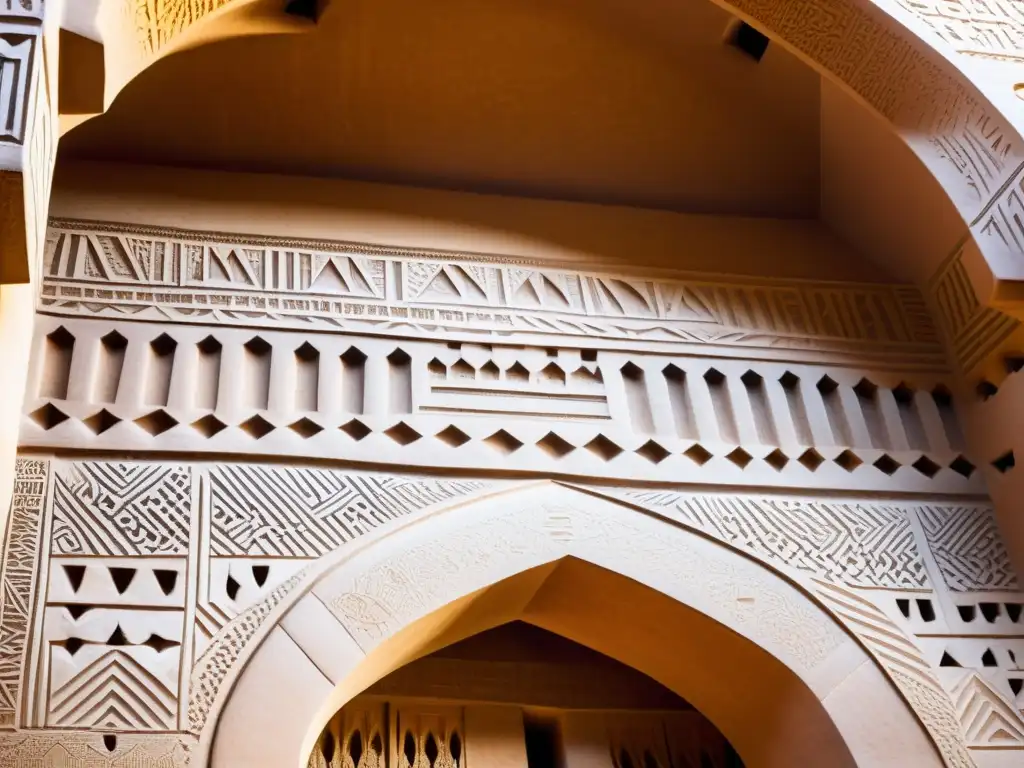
xmin=582 ymin=349 xmax=598 ymax=362
xmin=251 ymin=564 xmax=270 ymax=587
xmin=285 ymin=0 xmax=319 ymax=21
xmin=977 ymin=380 xmax=999 ymax=399
xmin=449 ymin=732 xmax=462 ymax=767
xmin=916 ymin=599 xmax=935 ymax=622
xmin=992 ymin=450 xmax=1016 ymax=473
xmin=103 ymin=734 xmax=117 ymax=752
xmin=982 ymin=648 xmax=998 ymax=667
xmin=349 ymin=730 xmax=363 ymax=768
xmin=321 ymin=731 xmax=335 ymax=763
xmin=1011 ymin=678 xmax=1023 ymax=696
xmin=940 ymin=651 xmax=960 ymax=667
xmin=980 ymin=602 xmax=1001 ymax=622
xmin=957 ymin=605 xmax=976 ymax=622
xmin=524 ymin=714 xmax=563 ymax=768
xmin=225 ymin=574 xmax=241 ymax=601
xmin=1007 ymin=603 xmax=1023 ymax=623
xmin=727 ymin=21 xmax=770 ymax=62
xmin=896 ymin=598 xmax=910 ymax=618
xmin=404 ymin=732 xmax=416 ymax=767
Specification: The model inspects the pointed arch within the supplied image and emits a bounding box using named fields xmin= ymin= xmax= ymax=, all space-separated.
xmin=200 ymin=482 xmax=959 ymax=768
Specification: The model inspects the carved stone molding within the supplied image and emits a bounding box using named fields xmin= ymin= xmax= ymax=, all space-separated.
xmin=40 ymin=219 xmax=944 ymax=364
xmin=20 ymin=314 xmax=982 ymax=494
xmin=1 ymin=458 xmax=1021 ymax=765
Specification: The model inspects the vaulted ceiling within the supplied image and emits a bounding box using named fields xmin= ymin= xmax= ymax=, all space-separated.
xmin=60 ymin=0 xmax=819 ymax=219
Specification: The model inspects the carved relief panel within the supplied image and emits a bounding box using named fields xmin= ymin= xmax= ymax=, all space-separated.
xmin=21 ymin=314 xmax=981 ymax=495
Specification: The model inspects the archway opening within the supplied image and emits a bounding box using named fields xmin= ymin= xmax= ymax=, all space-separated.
xmin=307 ymin=621 xmax=744 ymax=768
xmin=210 ymin=483 xmax=951 ymax=768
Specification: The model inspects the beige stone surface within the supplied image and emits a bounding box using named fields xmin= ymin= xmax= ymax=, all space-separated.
xmin=463 ymin=706 xmax=528 ymax=768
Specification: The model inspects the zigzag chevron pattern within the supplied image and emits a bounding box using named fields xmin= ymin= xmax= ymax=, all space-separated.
xmin=619 ymin=490 xmax=926 ymax=588
xmin=51 ymin=462 xmax=191 ymax=555
xmin=210 ymin=466 xmax=489 ymax=556
xmin=951 ymin=673 xmax=1024 ymax=747
xmin=814 ymin=580 xmax=976 ymax=768
xmin=48 ymin=651 xmax=176 ymax=730
xmin=917 ymin=506 xmax=1019 ymax=591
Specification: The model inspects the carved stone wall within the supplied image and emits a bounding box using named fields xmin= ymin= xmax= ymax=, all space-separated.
xmin=0 ymin=457 xmax=1020 ymax=766
xmin=8 ymin=218 xmax=1024 ymax=766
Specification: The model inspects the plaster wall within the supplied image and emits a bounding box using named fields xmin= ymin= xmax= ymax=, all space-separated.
xmin=50 ymin=161 xmax=892 ymax=284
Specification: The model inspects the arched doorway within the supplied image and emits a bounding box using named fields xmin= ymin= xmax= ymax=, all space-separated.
xmin=308 ymin=621 xmax=744 ymax=768
xmin=201 ymin=483 xmax=950 ymax=768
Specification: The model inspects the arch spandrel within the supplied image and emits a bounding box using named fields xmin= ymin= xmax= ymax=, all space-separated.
xmin=202 ymin=481 xmax=973 ymax=768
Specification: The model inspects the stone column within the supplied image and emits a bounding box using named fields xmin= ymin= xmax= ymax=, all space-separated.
xmin=0 ymin=0 xmax=60 ymax=540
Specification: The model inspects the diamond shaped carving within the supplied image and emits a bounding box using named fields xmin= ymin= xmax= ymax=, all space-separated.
xmin=874 ymin=454 xmax=901 ymax=476
xmin=636 ymin=440 xmax=670 ymax=464
xmin=240 ymin=414 xmax=275 ymax=439
xmin=764 ymin=449 xmax=789 ymax=471
xmin=191 ymin=414 xmax=227 ymax=438
xmin=29 ymin=403 xmax=69 ymax=430
xmin=135 ymin=410 xmax=178 ymax=436
xmin=436 ymin=425 xmax=471 ymax=447
xmin=537 ymin=432 xmax=575 ymax=458
xmin=585 ymin=435 xmax=622 ymax=461
xmin=683 ymin=444 xmax=713 ymax=465
xmin=834 ymin=450 xmax=862 ymax=472
xmin=911 ymin=455 xmax=941 ymax=478
xmin=949 ymin=455 xmax=976 ymax=479
xmin=485 ymin=430 xmax=523 ymax=454
xmin=289 ymin=418 xmax=323 ymax=438
xmin=341 ymin=419 xmax=372 ymax=441
xmin=385 ymin=422 xmax=421 ymax=446
xmin=83 ymin=409 xmax=121 ymax=435
xmin=725 ymin=447 xmax=752 ymax=468
xmin=797 ymin=448 xmax=824 ymax=471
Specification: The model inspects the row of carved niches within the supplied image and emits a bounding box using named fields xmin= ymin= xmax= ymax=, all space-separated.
xmin=309 ymin=698 xmax=737 ymax=768
xmin=2 ymin=457 xmax=1022 ymax=746
xmin=21 ymin=316 xmax=980 ymax=494
xmin=40 ymin=221 xmax=943 ymax=368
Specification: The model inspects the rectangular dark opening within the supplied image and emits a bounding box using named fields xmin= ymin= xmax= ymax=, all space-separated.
xmin=524 ymin=714 xmax=563 ymax=768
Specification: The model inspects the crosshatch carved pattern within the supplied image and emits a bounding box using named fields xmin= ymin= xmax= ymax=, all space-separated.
xmin=0 ymin=458 xmax=47 ymax=728
xmin=1 ymin=458 xmax=1022 ymax=763
xmin=918 ymin=505 xmax=1019 ymax=591
xmin=51 ymin=462 xmax=191 ymax=555
xmin=617 ymin=490 xmax=928 ymax=588
xmin=39 ymin=220 xmax=943 ymax=360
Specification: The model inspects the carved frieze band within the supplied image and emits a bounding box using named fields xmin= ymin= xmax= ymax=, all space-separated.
xmin=928 ymin=246 xmax=1021 ymax=374
xmin=39 ymin=220 xmax=944 ymax=363
xmin=0 ymin=457 xmax=1021 ymax=764
xmin=22 ymin=313 xmax=982 ymax=495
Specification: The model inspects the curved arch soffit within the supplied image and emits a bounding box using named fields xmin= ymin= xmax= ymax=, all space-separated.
xmin=85 ymin=0 xmax=1024 ymax=287
xmin=198 ymin=482 xmax=966 ymax=768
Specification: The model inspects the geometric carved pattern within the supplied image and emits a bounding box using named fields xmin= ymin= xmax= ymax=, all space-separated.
xmin=188 ymin=569 xmax=308 ymax=735
xmin=48 ymin=650 xmax=177 ymax=730
xmin=951 ymin=673 xmax=1024 ymax=747
xmin=41 ymin=221 xmax=943 ymax=363
xmin=620 ymin=490 xmax=928 ymax=588
xmin=309 ymin=699 xmax=387 ymax=768
xmin=51 ymin=462 xmax=191 ymax=555
xmin=0 ymin=731 xmax=192 ymax=766
xmin=918 ymin=506 xmax=1019 ymax=592
xmin=210 ymin=466 xmax=488 ymax=557
xmin=0 ymin=458 xmax=48 ymax=727
xmin=894 ymin=0 xmax=1024 ymax=62
xmin=814 ymin=580 xmax=977 ymax=768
